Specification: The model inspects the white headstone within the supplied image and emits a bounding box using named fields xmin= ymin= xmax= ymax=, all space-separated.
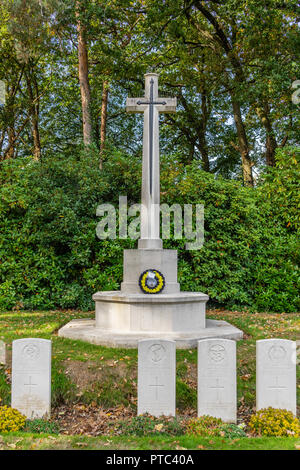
xmin=198 ymin=338 xmax=236 ymax=423
xmin=138 ymin=339 xmax=176 ymax=417
xmin=0 ymin=340 xmax=6 ymax=365
xmin=256 ymin=339 xmax=296 ymax=414
xmin=11 ymin=338 xmax=51 ymax=419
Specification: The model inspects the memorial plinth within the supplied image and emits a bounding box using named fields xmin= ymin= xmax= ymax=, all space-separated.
xmin=58 ymin=73 xmax=243 ymax=348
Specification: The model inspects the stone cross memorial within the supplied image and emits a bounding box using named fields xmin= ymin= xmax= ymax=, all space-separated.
xmin=58 ymin=72 xmax=242 ymax=348
xmin=126 ymin=73 xmax=176 ymax=250
xmin=198 ymin=339 xmax=237 ymax=423
xmin=138 ymin=339 xmax=176 ymax=417
xmin=256 ymin=339 xmax=296 ymax=415
xmin=11 ymin=338 xmax=51 ymax=419
xmin=0 ymin=340 xmax=6 ymax=365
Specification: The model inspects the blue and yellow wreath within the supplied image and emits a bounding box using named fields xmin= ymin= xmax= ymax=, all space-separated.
xmin=138 ymin=269 xmax=165 ymax=294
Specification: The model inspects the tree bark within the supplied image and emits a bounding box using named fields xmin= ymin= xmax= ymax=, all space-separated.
xmin=76 ymin=1 xmax=92 ymax=147
xmin=99 ymin=80 xmax=109 ymax=169
xmin=26 ymin=68 xmax=41 ymax=161
xmin=256 ymin=103 xmax=277 ymax=166
xmin=231 ymin=97 xmax=254 ymax=186
xmin=6 ymin=127 xmax=16 ymax=159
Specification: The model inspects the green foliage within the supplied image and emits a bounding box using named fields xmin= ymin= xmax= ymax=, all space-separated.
xmin=24 ymin=418 xmax=60 ymax=435
xmin=186 ymin=416 xmax=247 ymax=438
xmin=51 ymin=365 xmax=77 ymax=407
xmin=249 ymin=407 xmax=300 ymax=437
xmin=219 ymin=423 xmax=247 ymax=439
xmin=117 ymin=415 xmax=185 ymax=437
xmin=0 ymin=147 xmax=298 ymax=313
xmin=176 ymin=380 xmax=197 ymax=411
xmin=259 ymin=146 xmax=300 ymax=231
xmin=80 ymin=377 xmax=135 ymax=408
xmin=0 ymin=405 xmax=26 ymax=432
xmin=0 ymin=366 xmax=10 ymax=405
xmin=186 ymin=416 xmax=224 ymax=437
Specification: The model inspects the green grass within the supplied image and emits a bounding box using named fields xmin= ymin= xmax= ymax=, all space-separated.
xmin=0 ymin=309 xmax=299 ymax=450
xmin=0 ymin=432 xmax=299 ymax=450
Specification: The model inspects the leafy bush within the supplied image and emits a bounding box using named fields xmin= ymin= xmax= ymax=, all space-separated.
xmin=0 ymin=146 xmax=298 ymax=313
xmin=259 ymin=146 xmax=300 ymax=231
xmin=117 ymin=415 xmax=185 ymax=436
xmin=186 ymin=416 xmax=247 ymax=438
xmin=219 ymin=423 xmax=247 ymax=438
xmin=186 ymin=415 xmax=224 ymax=437
xmin=0 ymin=405 xmax=26 ymax=432
xmin=249 ymin=407 xmax=300 ymax=437
xmin=24 ymin=418 xmax=60 ymax=434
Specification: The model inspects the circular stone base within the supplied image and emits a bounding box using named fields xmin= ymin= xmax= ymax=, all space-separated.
xmin=58 ymin=318 xmax=243 ymax=349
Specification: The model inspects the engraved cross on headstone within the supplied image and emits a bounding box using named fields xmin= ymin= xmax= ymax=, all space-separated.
xmin=268 ymin=376 xmax=288 ymax=402
xmin=149 ymin=376 xmax=165 ymax=400
xmin=24 ymin=376 xmax=37 ymax=395
xmin=126 ymin=73 xmax=176 ymax=250
xmin=209 ymin=378 xmax=224 ymax=402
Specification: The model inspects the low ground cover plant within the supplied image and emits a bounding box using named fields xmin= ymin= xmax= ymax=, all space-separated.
xmin=249 ymin=408 xmax=300 ymax=437
xmin=0 ymin=405 xmax=26 ymax=433
xmin=24 ymin=418 xmax=60 ymax=435
xmin=186 ymin=415 xmax=247 ymax=438
xmin=116 ymin=415 xmax=186 ymax=436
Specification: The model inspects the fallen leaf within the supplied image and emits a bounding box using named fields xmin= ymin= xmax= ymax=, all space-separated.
xmin=154 ymin=423 xmax=164 ymax=432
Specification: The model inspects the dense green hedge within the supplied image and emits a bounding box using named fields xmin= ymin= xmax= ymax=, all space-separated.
xmin=0 ymin=146 xmax=299 ymax=312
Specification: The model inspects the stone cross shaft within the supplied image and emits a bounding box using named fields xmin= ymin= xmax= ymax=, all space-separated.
xmin=126 ymin=73 xmax=176 ymax=249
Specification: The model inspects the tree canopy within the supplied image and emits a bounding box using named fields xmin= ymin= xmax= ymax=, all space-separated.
xmin=0 ymin=0 xmax=299 ymax=183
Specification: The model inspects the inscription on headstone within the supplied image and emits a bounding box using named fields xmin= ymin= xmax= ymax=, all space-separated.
xmin=256 ymin=339 xmax=296 ymax=414
xmin=138 ymin=339 xmax=176 ymax=417
xmin=198 ymin=339 xmax=237 ymax=423
xmin=11 ymin=338 xmax=51 ymax=419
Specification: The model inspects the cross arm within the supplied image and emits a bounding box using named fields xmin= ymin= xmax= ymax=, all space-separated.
xmin=126 ymin=97 xmax=146 ymax=113
xmin=158 ymin=97 xmax=177 ymax=113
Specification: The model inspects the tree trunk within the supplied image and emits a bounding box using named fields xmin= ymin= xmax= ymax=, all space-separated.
xmin=198 ymin=90 xmax=210 ymax=171
xmin=76 ymin=1 xmax=92 ymax=146
xmin=99 ymin=80 xmax=109 ymax=169
xmin=6 ymin=127 xmax=16 ymax=159
xmin=26 ymin=69 xmax=41 ymax=161
xmin=231 ymin=97 xmax=254 ymax=186
xmin=256 ymin=103 xmax=277 ymax=166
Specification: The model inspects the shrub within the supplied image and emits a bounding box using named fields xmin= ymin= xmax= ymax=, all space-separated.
xmin=186 ymin=416 xmax=247 ymax=438
xmin=24 ymin=419 xmax=60 ymax=434
xmin=0 ymin=405 xmax=26 ymax=432
xmin=186 ymin=415 xmax=224 ymax=437
xmin=219 ymin=423 xmax=247 ymax=438
xmin=249 ymin=407 xmax=300 ymax=437
xmin=117 ymin=415 xmax=185 ymax=436
xmin=0 ymin=147 xmax=298 ymax=313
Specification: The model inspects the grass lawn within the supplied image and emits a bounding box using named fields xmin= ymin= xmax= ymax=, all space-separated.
xmin=0 ymin=308 xmax=299 ymax=450
xmin=0 ymin=432 xmax=299 ymax=450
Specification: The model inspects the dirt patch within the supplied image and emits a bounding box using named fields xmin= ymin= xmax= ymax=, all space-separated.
xmin=63 ymin=359 xmax=136 ymax=391
xmin=185 ymin=363 xmax=197 ymax=389
xmin=50 ymin=402 xmax=254 ymax=436
xmin=52 ymin=403 xmax=135 ymax=436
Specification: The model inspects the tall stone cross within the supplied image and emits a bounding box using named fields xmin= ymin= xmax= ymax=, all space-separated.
xmin=126 ymin=73 xmax=176 ymax=249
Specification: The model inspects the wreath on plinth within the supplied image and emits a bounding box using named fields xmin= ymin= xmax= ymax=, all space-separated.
xmin=139 ymin=269 xmax=165 ymax=294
